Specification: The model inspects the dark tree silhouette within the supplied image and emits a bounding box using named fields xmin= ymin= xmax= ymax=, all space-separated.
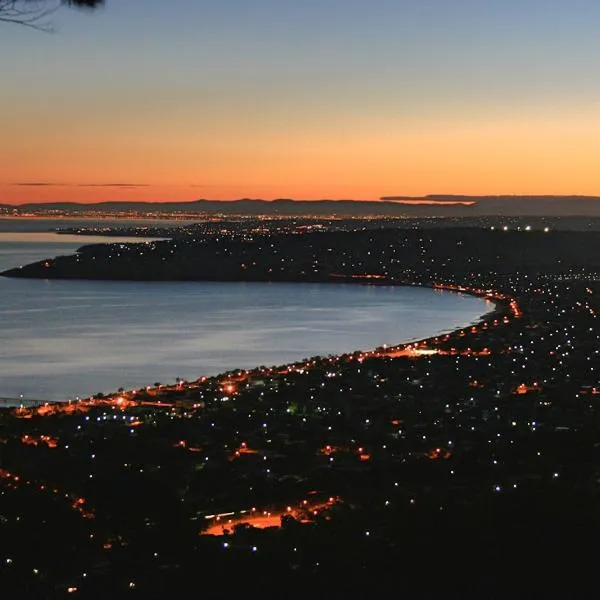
xmin=0 ymin=0 xmax=104 ymax=29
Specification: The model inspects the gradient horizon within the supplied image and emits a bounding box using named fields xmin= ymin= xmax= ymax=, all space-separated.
xmin=2 ymin=0 xmax=600 ymax=204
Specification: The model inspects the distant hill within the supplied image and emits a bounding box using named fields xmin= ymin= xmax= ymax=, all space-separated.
xmin=4 ymin=196 xmax=600 ymax=216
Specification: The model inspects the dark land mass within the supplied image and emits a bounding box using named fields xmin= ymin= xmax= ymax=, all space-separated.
xmin=3 ymin=226 xmax=600 ymax=282
xmin=2 ymin=225 xmax=600 ymax=598
xmin=5 ymin=194 xmax=600 ymax=216
xmin=51 ymin=215 xmax=600 ymax=246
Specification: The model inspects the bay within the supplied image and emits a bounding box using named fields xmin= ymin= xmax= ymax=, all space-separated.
xmin=0 ymin=220 xmax=492 ymax=401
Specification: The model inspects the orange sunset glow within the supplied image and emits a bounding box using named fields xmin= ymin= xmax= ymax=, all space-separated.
xmin=4 ymin=0 xmax=600 ymax=205
xmin=4 ymin=111 xmax=600 ymax=203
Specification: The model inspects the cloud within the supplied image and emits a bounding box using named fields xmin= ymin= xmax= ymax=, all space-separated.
xmin=12 ymin=182 xmax=67 ymax=187
xmin=77 ymin=183 xmax=150 ymax=188
xmin=379 ymin=195 xmax=478 ymax=204
xmin=11 ymin=182 xmax=149 ymax=188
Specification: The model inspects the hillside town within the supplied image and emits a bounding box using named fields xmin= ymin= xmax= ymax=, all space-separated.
xmin=2 ymin=224 xmax=600 ymax=597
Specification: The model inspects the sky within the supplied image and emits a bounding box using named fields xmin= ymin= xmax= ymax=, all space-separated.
xmin=2 ymin=0 xmax=600 ymax=203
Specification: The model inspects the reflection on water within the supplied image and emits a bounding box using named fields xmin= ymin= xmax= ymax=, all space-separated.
xmin=0 ymin=226 xmax=489 ymax=401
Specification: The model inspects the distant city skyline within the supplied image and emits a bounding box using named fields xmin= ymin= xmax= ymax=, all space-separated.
xmin=3 ymin=0 xmax=600 ymax=204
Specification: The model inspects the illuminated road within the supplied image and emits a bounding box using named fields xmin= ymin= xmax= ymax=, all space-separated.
xmin=201 ymin=497 xmax=341 ymax=536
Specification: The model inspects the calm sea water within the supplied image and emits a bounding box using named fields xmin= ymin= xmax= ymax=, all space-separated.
xmin=0 ymin=219 xmax=491 ymax=401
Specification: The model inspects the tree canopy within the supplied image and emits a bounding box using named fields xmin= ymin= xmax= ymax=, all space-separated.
xmin=0 ymin=0 xmax=104 ymax=29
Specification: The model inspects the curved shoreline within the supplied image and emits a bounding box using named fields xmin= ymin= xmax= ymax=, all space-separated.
xmin=3 ymin=280 xmax=517 ymax=413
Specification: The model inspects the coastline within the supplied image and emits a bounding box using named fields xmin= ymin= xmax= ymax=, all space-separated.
xmin=1 ymin=224 xmax=519 ymax=407
xmin=2 ymin=280 xmax=513 ymax=413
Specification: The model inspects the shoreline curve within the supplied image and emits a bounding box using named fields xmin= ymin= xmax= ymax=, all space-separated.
xmin=2 ymin=280 xmax=518 ymax=413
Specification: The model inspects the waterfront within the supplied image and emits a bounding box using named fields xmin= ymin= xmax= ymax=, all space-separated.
xmin=2 ymin=224 xmax=599 ymax=599
xmin=0 ymin=224 xmax=489 ymax=401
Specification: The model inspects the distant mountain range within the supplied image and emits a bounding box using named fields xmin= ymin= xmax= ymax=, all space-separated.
xmin=4 ymin=196 xmax=600 ymax=217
